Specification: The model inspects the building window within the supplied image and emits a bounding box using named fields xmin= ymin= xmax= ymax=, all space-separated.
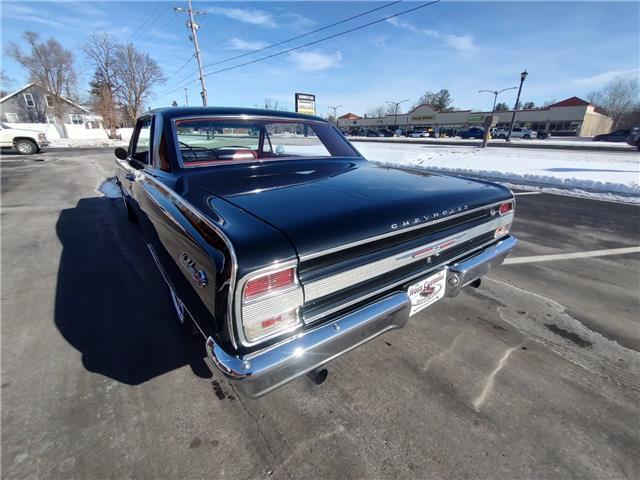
xmin=23 ymin=93 xmax=35 ymax=108
xmin=46 ymin=115 xmax=57 ymax=124
xmin=70 ymin=114 xmax=84 ymax=125
xmin=5 ymin=113 xmax=19 ymax=122
xmin=45 ymin=95 xmax=55 ymax=107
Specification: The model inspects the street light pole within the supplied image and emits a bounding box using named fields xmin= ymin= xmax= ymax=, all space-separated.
xmin=386 ymin=99 xmax=409 ymax=131
xmin=328 ymin=105 xmax=342 ymax=127
xmin=506 ymin=69 xmax=528 ymax=142
xmin=478 ymin=87 xmax=517 ymax=147
xmin=175 ymin=0 xmax=208 ymax=106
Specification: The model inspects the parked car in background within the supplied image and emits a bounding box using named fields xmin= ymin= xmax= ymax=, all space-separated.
xmin=593 ymin=129 xmax=631 ymax=142
xmin=626 ymin=124 xmax=640 ymax=150
xmin=458 ymin=127 xmax=485 ymax=139
xmin=494 ymin=127 xmax=537 ymax=139
xmin=0 ymin=123 xmax=50 ymax=154
xmin=114 ymin=107 xmax=517 ymax=398
xmin=364 ymin=129 xmax=382 ymax=137
xmin=408 ymin=130 xmax=429 ymax=138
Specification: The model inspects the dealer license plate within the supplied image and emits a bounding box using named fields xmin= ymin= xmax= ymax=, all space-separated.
xmin=408 ymin=270 xmax=447 ymax=316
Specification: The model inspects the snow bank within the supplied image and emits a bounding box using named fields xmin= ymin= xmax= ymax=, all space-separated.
xmin=355 ymin=142 xmax=640 ymax=201
xmin=350 ymin=136 xmax=635 ymax=150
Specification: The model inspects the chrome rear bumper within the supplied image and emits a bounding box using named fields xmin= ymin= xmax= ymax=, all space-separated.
xmin=446 ymin=235 xmax=517 ymax=296
xmin=206 ymin=235 xmax=517 ymax=398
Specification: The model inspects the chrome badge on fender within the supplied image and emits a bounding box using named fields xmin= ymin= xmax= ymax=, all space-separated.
xmin=180 ymin=253 xmax=208 ymax=288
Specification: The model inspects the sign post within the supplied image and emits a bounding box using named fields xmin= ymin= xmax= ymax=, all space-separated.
xmin=295 ymin=93 xmax=316 ymax=115
xmin=482 ymin=115 xmax=497 ymax=148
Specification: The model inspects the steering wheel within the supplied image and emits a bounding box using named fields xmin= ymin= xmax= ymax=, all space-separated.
xmin=178 ymin=141 xmax=201 ymax=160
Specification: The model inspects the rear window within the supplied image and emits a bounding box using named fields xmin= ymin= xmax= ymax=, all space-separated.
xmin=174 ymin=117 xmax=358 ymax=167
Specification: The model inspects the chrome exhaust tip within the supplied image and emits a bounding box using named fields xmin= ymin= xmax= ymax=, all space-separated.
xmin=468 ymin=278 xmax=482 ymax=289
xmin=306 ymin=367 xmax=328 ymax=385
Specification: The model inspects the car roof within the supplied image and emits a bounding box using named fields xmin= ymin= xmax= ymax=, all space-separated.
xmin=147 ymin=106 xmax=327 ymax=123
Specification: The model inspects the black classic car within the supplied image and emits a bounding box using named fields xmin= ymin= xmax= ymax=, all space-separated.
xmin=114 ymin=107 xmax=517 ymax=397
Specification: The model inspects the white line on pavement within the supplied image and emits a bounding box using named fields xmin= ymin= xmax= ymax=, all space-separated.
xmin=513 ymin=191 xmax=541 ymax=196
xmin=504 ymin=246 xmax=640 ymax=265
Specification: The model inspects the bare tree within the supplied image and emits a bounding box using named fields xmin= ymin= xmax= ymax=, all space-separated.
xmin=414 ymin=89 xmax=453 ymax=111
xmin=587 ymin=76 xmax=640 ymax=128
xmin=5 ymin=32 xmax=77 ymax=138
xmin=0 ymin=69 xmax=14 ymax=97
xmin=83 ymin=33 xmax=120 ymax=137
xmin=113 ymin=43 xmax=165 ymax=126
xmin=366 ymin=105 xmax=387 ymax=118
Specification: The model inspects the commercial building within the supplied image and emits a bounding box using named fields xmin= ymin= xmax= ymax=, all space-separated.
xmin=337 ymin=97 xmax=613 ymax=137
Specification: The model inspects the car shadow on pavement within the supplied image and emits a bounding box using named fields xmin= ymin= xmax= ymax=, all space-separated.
xmin=54 ymin=196 xmax=212 ymax=384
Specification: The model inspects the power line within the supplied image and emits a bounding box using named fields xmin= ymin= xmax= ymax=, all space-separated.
xmin=204 ymin=1 xmax=440 ymax=79
xmin=207 ymin=1 xmax=306 ymax=49
xmin=157 ymin=0 xmax=410 ymax=99
xmin=165 ymin=55 xmax=195 ymax=83
xmin=127 ymin=3 xmax=169 ymax=43
xmin=174 ymin=0 xmax=209 ymax=106
xmin=201 ymin=0 xmax=401 ymax=70
xmin=157 ymin=2 xmax=308 ymax=98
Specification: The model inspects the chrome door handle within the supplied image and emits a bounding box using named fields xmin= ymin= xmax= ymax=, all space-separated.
xmin=125 ymin=173 xmax=136 ymax=181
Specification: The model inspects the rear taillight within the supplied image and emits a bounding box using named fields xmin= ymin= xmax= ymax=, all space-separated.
xmin=499 ymin=201 xmax=513 ymax=215
xmin=243 ymin=309 xmax=299 ymax=342
xmin=244 ymin=268 xmax=294 ymax=300
xmin=495 ymin=222 xmax=511 ymax=238
xmin=240 ymin=266 xmax=303 ymax=343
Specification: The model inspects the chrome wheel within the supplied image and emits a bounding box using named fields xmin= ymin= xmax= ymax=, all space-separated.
xmin=15 ymin=140 xmax=37 ymax=155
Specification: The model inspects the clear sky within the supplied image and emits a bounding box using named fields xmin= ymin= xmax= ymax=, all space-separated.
xmin=1 ymin=1 xmax=639 ymax=116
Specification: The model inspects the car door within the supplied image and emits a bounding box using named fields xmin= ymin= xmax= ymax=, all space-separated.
xmin=116 ymin=116 xmax=153 ymax=216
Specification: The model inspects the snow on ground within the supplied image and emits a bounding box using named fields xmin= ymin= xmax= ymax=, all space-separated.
xmin=355 ymin=142 xmax=640 ymax=201
xmin=349 ymin=136 xmax=635 ymax=150
xmin=48 ymin=128 xmax=133 ymax=148
xmin=96 ymin=177 xmax=121 ymax=199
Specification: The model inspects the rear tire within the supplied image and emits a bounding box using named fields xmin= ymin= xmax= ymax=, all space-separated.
xmin=523 ymin=134 xmax=530 ymax=139
xmin=14 ymin=139 xmax=37 ymax=155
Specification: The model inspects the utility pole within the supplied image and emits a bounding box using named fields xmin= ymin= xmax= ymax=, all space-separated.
xmin=478 ymin=87 xmax=517 ymax=147
xmin=175 ymin=0 xmax=208 ymax=106
xmin=184 ymin=88 xmax=189 ymax=106
xmin=328 ymin=105 xmax=342 ymax=127
xmin=386 ymin=99 xmax=409 ymax=132
xmin=506 ymin=69 xmax=528 ymax=142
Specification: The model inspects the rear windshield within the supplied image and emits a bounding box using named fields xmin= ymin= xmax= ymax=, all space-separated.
xmin=174 ymin=117 xmax=359 ymax=167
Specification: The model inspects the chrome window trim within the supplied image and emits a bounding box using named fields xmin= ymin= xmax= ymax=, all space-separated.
xmin=170 ymin=114 xmax=357 ymax=170
xmin=299 ymin=197 xmax=515 ymax=261
xmin=304 ymin=213 xmax=513 ymax=302
xmin=303 ymin=235 xmax=512 ymax=325
xmin=234 ymin=259 xmax=304 ymax=347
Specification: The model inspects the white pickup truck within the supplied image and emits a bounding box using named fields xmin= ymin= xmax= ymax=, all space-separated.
xmin=0 ymin=123 xmax=50 ymax=154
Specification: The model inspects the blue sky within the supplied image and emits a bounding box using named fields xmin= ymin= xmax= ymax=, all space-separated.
xmin=1 ymin=1 xmax=639 ymax=116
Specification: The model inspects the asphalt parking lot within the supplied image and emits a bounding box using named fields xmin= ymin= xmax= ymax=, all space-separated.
xmin=2 ymin=148 xmax=639 ymax=479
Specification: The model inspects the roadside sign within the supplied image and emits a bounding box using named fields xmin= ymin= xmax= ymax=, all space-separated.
xmin=295 ymin=93 xmax=316 ymax=115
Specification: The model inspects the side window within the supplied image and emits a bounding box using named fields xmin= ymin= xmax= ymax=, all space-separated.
xmin=132 ymin=116 xmax=153 ymax=164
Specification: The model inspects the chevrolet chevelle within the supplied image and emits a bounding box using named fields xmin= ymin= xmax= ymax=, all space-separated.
xmin=114 ymin=107 xmax=517 ymax=398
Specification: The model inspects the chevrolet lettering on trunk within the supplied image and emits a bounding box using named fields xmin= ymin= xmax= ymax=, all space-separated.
xmin=114 ymin=107 xmax=517 ymax=398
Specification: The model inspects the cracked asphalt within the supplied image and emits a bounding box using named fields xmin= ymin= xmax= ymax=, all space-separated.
xmin=2 ymin=148 xmax=639 ymax=479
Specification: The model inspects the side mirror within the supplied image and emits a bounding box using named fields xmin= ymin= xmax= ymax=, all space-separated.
xmin=114 ymin=147 xmax=128 ymax=160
